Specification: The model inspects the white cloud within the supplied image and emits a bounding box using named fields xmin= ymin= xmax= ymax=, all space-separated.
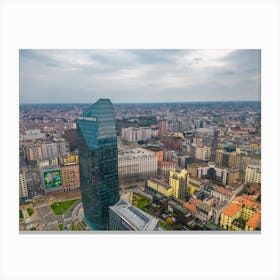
xmin=19 ymin=49 xmax=260 ymax=103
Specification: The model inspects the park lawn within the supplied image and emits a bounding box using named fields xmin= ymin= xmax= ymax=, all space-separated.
xmin=58 ymin=224 xmax=64 ymax=231
xmin=27 ymin=208 xmax=34 ymax=217
xmin=19 ymin=210 xmax=23 ymax=220
xmin=51 ymin=199 xmax=80 ymax=215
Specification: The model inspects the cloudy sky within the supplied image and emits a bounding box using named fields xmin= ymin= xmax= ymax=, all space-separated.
xmin=19 ymin=49 xmax=260 ymax=104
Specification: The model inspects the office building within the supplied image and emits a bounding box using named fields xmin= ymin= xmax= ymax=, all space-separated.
xmin=245 ymin=164 xmax=261 ymax=184
xmin=191 ymin=162 xmax=239 ymax=186
xmin=25 ymin=143 xmax=43 ymax=162
xmin=146 ymin=177 xmax=173 ymax=197
xmin=216 ymin=149 xmax=241 ymax=169
xmin=118 ymin=148 xmax=157 ymax=179
xmin=143 ymin=145 xmax=164 ymax=164
xmin=109 ymin=199 xmax=160 ymax=231
xmin=63 ymin=128 xmax=78 ymax=151
xmin=53 ymin=137 xmax=70 ymax=155
xmin=195 ymin=145 xmax=211 ymax=161
xmin=210 ymin=129 xmax=219 ymax=162
xmin=158 ymin=119 xmax=169 ymax=136
xmin=41 ymin=142 xmax=58 ymax=159
xmin=20 ymin=129 xmax=45 ymax=142
xmin=121 ymin=127 xmax=152 ymax=142
xmin=161 ymin=136 xmax=182 ymax=153
xmin=19 ymin=169 xmax=28 ymax=201
xmin=77 ymin=99 xmax=119 ymax=230
xmin=169 ymin=120 xmax=182 ymax=132
xmin=169 ymin=169 xmax=189 ymax=199
xmin=61 ymin=162 xmax=80 ymax=191
xmin=178 ymin=156 xmax=193 ymax=169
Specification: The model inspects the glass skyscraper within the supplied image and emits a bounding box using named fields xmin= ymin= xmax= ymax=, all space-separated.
xmin=76 ymin=99 xmax=120 ymax=230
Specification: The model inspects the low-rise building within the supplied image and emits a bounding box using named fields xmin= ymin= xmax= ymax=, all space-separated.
xmin=189 ymin=162 xmax=239 ymax=186
xmin=196 ymin=203 xmax=213 ymax=221
xmin=146 ymin=178 xmax=173 ymax=197
xmin=220 ymin=195 xmax=261 ymax=231
xmin=109 ymin=199 xmax=160 ymax=231
xmin=187 ymin=178 xmax=202 ymax=196
xmin=245 ymin=212 xmax=261 ymax=231
xmin=60 ymin=151 xmax=79 ymax=164
xmin=40 ymin=166 xmax=63 ymax=193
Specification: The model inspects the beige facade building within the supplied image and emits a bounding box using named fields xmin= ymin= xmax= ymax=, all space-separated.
xmin=195 ymin=145 xmax=211 ymax=161
xmin=245 ymin=164 xmax=261 ymax=183
xmin=61 ymin=163 xmax=80 ymax=191
xmin=169 ymin=169 xmax=189 ymax=199
xmin=19 ymin=169 xmax=28 ymax=200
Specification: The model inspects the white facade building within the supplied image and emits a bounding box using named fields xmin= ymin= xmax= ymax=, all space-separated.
xmin=118 ymin=148 xmax=157 ymax=178
xmin=121 ymin=127 xmax=152 ymax=142
xmin=20 ymin=129 xmax=45 ymax=142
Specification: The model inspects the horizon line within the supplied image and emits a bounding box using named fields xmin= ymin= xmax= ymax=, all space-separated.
xmin=19 ymin=100 xmax=261 ymax=105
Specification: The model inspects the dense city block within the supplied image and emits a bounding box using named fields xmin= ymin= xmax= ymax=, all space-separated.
xmin=19 ymin=101 xmax=261 ymax=231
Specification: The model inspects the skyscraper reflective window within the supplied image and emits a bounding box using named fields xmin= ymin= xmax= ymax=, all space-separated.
xmin=77 ymin=99 xmax=119 ymax=230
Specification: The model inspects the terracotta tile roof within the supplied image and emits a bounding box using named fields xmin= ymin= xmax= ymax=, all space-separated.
xmin=183 ymin=203 xmax=196 ymax=214
xmin=222 ymin=202 xmax=242 ymax=217
xmin=215 ymin=186 xmax=233 ymax=197
xmin=246 ymin=212 xmax=261 ymax=229
xmin=189 ymin=197 xmax=202 ymax=206
xmin=233 ymin=195 xmax=261 ymax=210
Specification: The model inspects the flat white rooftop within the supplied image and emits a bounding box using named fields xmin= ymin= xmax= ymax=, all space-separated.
xmin=118 ymin=148 xmax=156 ymax=160
xmin=110 ymin=199 xmax=159 ymax=231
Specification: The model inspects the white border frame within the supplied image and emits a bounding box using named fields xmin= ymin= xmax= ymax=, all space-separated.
xmin=1 ymin=1 xmax=280 ymax=280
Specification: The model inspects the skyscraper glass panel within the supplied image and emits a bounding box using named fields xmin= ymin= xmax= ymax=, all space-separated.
xmin=76 ymin=99 xmax=119 ymax=230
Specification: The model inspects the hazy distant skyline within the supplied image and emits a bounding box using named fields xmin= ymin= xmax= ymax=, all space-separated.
xmin=19 ymin=49 xmax=261 ymax=104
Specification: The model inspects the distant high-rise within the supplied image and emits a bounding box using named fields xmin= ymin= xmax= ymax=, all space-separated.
xmin=210 ymin=129 xmax=219 ymax=162
xmin=159 ymin=119 xmax=169 ymax=137
xmin=76 ymin=99 xmax=120 ymax=230
xmin=19 ymin=169 xmax=28 ymax=201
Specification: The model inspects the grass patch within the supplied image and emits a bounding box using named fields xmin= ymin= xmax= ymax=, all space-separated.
xmin=27 ymin=208 xmax=33 ymax=217
xmin=133 ymin=195 xmax=151 ymax=210
xmin=71 ymin=221 xmax=75 ymax=231
xmin=136 ymin=199 xmax=150 ymax=209
xmin=58 ymin=224 xmax=64 ymax=231
xmin=159 ymin=220 xmax=173 ymax=230
xmin=51 ymin=199 xmax=80 ymax=215
xmin=19 ymin=210 xmax=23 ymax=220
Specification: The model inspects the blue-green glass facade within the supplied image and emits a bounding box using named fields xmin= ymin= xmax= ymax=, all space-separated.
xmin=76 ymin=99 xmax=119 ymax=230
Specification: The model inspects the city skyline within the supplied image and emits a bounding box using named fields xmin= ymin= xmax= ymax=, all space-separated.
xmin=19 ymin=49 xmax=261 ymax=104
